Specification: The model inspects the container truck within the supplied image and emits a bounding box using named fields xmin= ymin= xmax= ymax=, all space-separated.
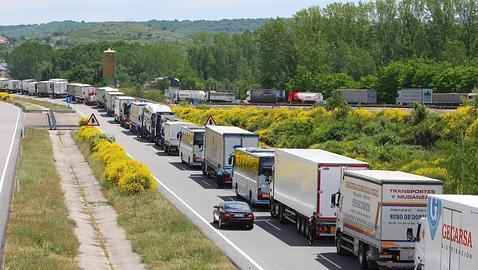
xmin=332 ymin=170 xmax=443 ymax=269
xmin=231 ymin=147 xmax=274 ymax=206
xmin=50 ymin=79 xmax=68 ymax=98
xmin=97 ymin=87 xmax=119 ymax=108
xmin=161 ymin=121 xmax=192 ymax=155
xmin=7 ymin=80 xmax=21 ymax=93
xmin=141 ymin=103 xmax=175 ymax=144
xmin=129 ymin=101 xmax=148 ymax=134
xmin=431 ymin=93 xmax=468 ymax=106
xmin=177 ymin=90 xmax=206 ymax=102
xmin=0 ymin=79 xmax=8 ymax=91
xmin=246 ymin=89 xmax=278 ymax=103
xmin=270 ymin=149 xmax=369 ymax=239
xmin=179 ymin=125 xmax=205 ymax=167
xmin=202 ymin=126 xmax=259 ymax=188
xmin=288 ymin=90 xmax=324 ymax=105
xmin=76 ymin=84 xmax=96 ymax=105
xmin=104 ymin=91 xmax=124 ymax=116
xmin=396 ymin=89 xmax=433 ymax=106
xmin=414 ymin=194 xmax=477 ymax=270
xmin=206 ymin=91 xmax=236 ymax=103
xmin=113 ymin=96 xmax=135 ymax=122
xmin=338 ymin=89 xmax=377 ymax=104
xmin=21 ymin=79 xmax=35 ymax=95
xmin=26 ymin=81 xmax=38 ymax=95
xmin=37 ymin=81 xmax=54 ymax=97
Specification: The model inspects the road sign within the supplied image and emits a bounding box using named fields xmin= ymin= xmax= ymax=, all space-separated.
xmin=86 ymin=113 xmax=100 ymax=126
xmin=204 ymin=116 xmax=217 ymax=126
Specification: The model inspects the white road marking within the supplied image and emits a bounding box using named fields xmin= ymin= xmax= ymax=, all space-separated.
xmin=201 ymin=180 xmax=211 ymax=186
xmin=153 ymin=176 xmax=264 ymax=270
xmin=264 ymin=220 xmax=282 ymax=231
xmin=71 ymin=106 xmax=264 ymax=270
xmin=0 ymin=106 xmax=21 ymax=194
xmin=318 ymin=254 xmax=342 ymax=269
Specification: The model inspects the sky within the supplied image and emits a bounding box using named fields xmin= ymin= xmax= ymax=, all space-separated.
xmin=0 ymin=0 xmax=358 ymax=25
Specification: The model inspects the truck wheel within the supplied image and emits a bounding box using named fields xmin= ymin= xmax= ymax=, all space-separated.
xmin=235 ymin=183 xmax=239 ymax=197
xmin=202 ymin=164 xmax=207 ymax=176
xmin=301 ymin=217 xmax=307 ymax=237
xmin=279 ymin=205 xmax=286 ymax=224
xmin=188 ymin=158 xmax=191 ymax=167
xmin=358 ymin=243 xmax=369 ymax=269
xmin=248 ymin=191 xmax=253 ymax=207
xmin=336 ymin=232 xmax=347 ymax=256
xmin=269 ymin=202 xmax=277 ymax=218
xmin=181 ymin=154 xmax=186 ymax=164
xmin=296 ymin=215 xmax=301 ymax=234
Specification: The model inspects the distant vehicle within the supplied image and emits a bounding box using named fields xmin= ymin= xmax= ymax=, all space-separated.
xmin=213 ymin=201 xmax=254 ymax=229
xmin=431 ymin=93 xmax=469 ymax=106
xmin=21 ymin=79 xmax=35 ymax=95
xmin=26 ymin=81 xmax=38 ymax=95
xmin=270 ymin=149 xmax=369 ymax=239
xmin=104 ymin=91 xmax=124 ymax=115
xmin=50 ymin=79 xmax=68 ymax=98
xmin=141 ymin=103 xmax=175 ymax=144
xmin=37 ymin=81 xmax=54 ymax=97
xmin=96 ymin=87 xmax=120 ymax=108
xmin=288 ymin=90 xmax=324 ymax=105
xmin=230 ymin=147 xmax=274 ymax=206
xmin=177 ymin=90 xmax=206 ymax=103
xmin=113 ymin=96 xmax=136 ymax=123
xmin=333 ymin=170 xmax=443 ymax=269
xmin=161 ymin=121 xmax=192 ymax=155
xmin=338 ymin=89 xmax=377 ymax=104
xmin=206 ymin=91 xmax=236 ymax=103
xmin=202 ymin=126 xmax=259 ymax=188
xmin=414 ymin=194 xmax=478 ymax=270
xmin=7 ymin=80 xmax=21 ymax=93
xmin=0 ymin=78 xmax=8 ymax=91
xmin=396 ymin=88 xmax=433 ymax=106
xmin=129 ymin=101 xmax=149 ymax=134
xmin=246 ymin=89 xmax=280 ymax=103
xmin=179 ymin=125 xmax=205 ymax=167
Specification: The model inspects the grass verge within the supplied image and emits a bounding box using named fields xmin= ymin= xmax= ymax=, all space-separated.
xmin=4 ymin=129 xmax=79 ymax=269
xmin=73 ymin=131 xmax=236 ymax=270
xmin=14 ymin=96 xmax=70 ymax=110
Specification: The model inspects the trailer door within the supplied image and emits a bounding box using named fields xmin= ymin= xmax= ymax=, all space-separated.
xmin=440 ymin=208 xmax=453 ymax=270
xmin=318 ymin=166 xmax=342 ymax=219
xmin=440 ymin=208 xmax=463 ymax=270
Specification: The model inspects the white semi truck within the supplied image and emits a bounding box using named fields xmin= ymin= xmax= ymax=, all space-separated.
xmin=414 ymin=194 xmax=477 ymax=270
xmin=113 ymin=96 xmax=136 ymax=122
xmin=202 ymin=126 xmax=259 ymax=188
xmin=129 ymin=101 xmax=149 ymax=134
xmin=161 ymin=121 xmax=192 ymax=155
xmin=105 ymin=91 xmax=124 ymax=116
xmin=141 ymin=103 xmax=175 ymax=143
xmin=270 ymin=149 xmax=369 ymax=238
xmin=332 ymin=170 xmax=443 ymax=269
xmin=179 ymin=125 xmax=205 ymax=167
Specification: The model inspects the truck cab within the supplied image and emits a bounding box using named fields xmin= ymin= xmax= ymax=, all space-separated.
xmin=414 ymin=218 xmax=427 ymax=270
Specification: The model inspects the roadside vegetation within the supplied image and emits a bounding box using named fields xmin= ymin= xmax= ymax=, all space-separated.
xmin=4 ymin=129 xmax=79 ymax=269
xmin=173 ymin=99 xmax=478 ymax=195
xmin=13 ymin=96 xmax=70 ymax=110
xmin=73 ymin=127 xmax=236 ymax=269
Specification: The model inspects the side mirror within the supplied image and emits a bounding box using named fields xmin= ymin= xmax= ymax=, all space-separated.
xmin=407 ymin=228 xmax=416 ymax=241
xmin=177 ymin=132 xmax=182 ymax=139
xmin=213 ymin=205 xmax=219 ymax=210
xmin=331 ymin=192 xmax=340 ymax=208
xmin=228 ymin=155 xmax=234 ymax=165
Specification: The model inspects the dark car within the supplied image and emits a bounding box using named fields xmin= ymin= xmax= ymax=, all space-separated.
xmin=213 ymin=201 xmax=254 ymax=229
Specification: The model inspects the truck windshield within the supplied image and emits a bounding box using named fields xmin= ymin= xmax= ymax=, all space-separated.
xmin=194 ymin=132 xmax=204 ymax=146
xmin=259 ymin=157 xmax=274 ymax=176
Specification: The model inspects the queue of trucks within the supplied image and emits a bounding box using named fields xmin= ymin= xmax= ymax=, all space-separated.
xmin=1 ymin=78 xmax=476 ymax=269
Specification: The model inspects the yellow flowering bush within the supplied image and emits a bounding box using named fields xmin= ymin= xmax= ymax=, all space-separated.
xmin=381 ymin=108 xmax=411 ymax=122
xmin=0 ymin=93 xmax=13 ymax=102
xmin=93 ymin=140 xmax=127 ymax=164
xmin=413 ymin=167 xmax=449 ymax=181
xmin=118 ymin=170 xmax=157 ymax=194
xmin=78 ymin=126 xmax=102 ymax=141
xmin=104 ymin=159 xmax=145 ymax=185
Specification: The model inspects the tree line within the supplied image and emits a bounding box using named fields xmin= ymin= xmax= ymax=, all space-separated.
xmin=6 ymin=0 xmax=478 ymax=102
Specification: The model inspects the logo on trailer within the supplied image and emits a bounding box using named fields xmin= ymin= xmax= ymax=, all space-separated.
xmin=86 ymin=113 xmax=100 ymax=126
xmin=427 ymin=197 xmax=442 ymax=240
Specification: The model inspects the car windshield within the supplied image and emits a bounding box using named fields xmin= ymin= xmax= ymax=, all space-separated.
xmin=224 ymin=202 xmax=251 ymax=212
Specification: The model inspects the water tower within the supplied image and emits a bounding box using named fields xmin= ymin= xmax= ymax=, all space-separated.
xmin=103 ymin=48 xmax=116 ymax=84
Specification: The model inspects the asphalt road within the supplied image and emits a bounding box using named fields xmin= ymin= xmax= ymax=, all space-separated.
xmin=0 ymin=102 xmax=22 ymax=263
xmin=27 ymin=96 xmax=361 ymax=270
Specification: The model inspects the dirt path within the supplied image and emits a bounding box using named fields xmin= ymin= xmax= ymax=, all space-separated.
xmin=50 ymin=130 xmax=144 ymax=270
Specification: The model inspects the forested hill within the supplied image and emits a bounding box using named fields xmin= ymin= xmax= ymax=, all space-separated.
xmin=0 ymin=19 xmax=268 ymax=45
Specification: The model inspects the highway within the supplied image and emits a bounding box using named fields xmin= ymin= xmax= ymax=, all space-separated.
xmin=26 ymin=96 xmax=361 ymax=270
xmin=0 ymin=102 xmax=22 ymax=264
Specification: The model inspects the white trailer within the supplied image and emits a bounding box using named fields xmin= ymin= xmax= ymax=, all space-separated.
xmin=333 ymin=170 xmax=443 ymax=269
xmin=97 ymin=87 xmax=120 ymax=108
xmin=113 ymin=96 xmax=135 ymax=122
xmin=202 ymin=126 xmax=259 ymax=188
xmin=7 ymin=80 xmax=21 ymax=93
xmin=50 ymin=79 xmax=68 ymax=98
xmin=141 ymin=103 xmax=174 ymax=143
xmin=0 ymin=79 xmax=8 ymax=91
xmin=414 ymin=194 xmax=478 ymax=270
xmin=270 ymin=149 xmax=369 ymax=239
xmin=129 ymin=102 xmax=149 ymax=134
xmin=26 ymin=81 xmax=38 ymax=95
xmin=105 ymin=91 xmax=124 ymax=116
xmin=162 ymin=121 xmax=192 ymax=155
xmin=178 ymin=90 xmax=206 ymax=102
xmin=37 ymin=81 xmax=54 ymax=97
xmin=232 ymin=147 xmax=275 ymax=206
xmin=397 ymin=89 xmax=433 ymax=106
xmin=207 ymin=91 xmax=236 ymax=103
xmin=179 ymin=126 xmax=205 ymax=167
xmin=21 ymin=79 xmax=35 ymax=94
